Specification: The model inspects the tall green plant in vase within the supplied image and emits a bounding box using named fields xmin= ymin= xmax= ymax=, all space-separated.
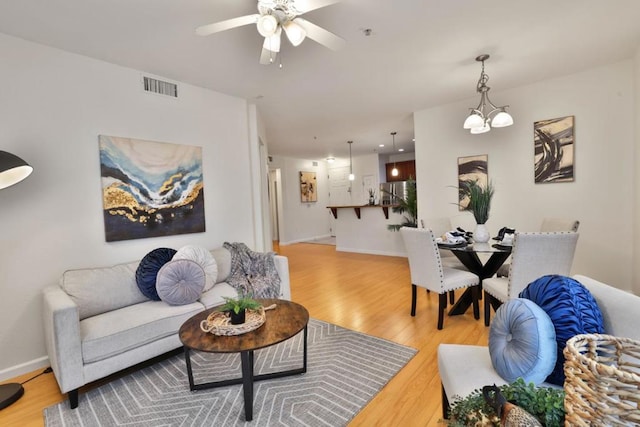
xmin=462 ymin=180 xmax=494 ymax=243
xmin=386 ymin=178 xmax=417 ymax=231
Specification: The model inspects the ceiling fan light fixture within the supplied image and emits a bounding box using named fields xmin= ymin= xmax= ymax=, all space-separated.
xmin=283 ymin=20 xmax=306 ymax=46
xmin=257 ymin=14 xmax=278 ymax=37
xmin=263 ymin=27 xmax=282 ymax=52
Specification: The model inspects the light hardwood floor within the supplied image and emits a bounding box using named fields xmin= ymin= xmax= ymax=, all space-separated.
xmin=0 ymin=242 xmax=489 ymax=426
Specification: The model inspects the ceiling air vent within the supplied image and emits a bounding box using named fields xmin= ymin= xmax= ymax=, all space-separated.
xmin=143 ymin=76 xmax=178 ymax=98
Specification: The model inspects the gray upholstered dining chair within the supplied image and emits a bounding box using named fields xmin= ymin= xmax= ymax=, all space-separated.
xmin=420 ymin=217 xmax=466 ymax=271
xmin=400 ymin=227 xmax=480 ymax=330
xmin=483 ymin=231 xmax=579 ymax=326
xmin=496 ymin=217 xmax=580 ymax=277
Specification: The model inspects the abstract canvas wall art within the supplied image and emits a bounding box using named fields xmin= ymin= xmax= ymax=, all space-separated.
xmin=534 ymin=116 xmax=575 ymax=183
xmin=458 ymin=154 xmax=488 ymax=211
xmin=99 ymin=135 xmax=205 ymax=242
xmin=299 ymin=171 xmax=317 ymax=202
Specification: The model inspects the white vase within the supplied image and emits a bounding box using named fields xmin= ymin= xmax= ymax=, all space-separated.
xmin=474 ymin=223 xmax=490 ymax=243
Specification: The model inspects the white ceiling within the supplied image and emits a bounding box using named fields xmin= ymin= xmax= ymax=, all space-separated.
xmin=1 ymin=0 xmax=639 ymax=160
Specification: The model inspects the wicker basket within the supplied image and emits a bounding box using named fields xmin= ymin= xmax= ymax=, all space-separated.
xmin=563 ymin=333 xmax=640 ymax=426
xmin=200 ymin=306 xmax=266 ymax=336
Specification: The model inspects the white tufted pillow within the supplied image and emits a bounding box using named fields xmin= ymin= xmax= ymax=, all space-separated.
xmin=173 ymin=245 xmax=218 ymax=291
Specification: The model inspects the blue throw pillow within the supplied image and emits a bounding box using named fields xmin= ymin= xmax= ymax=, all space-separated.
xmin=135 ymin=248 xmax=177 ymax=301
xmin=489 ymin=298 xmax=557 ymax=384
xmin=520 ymin=274 xmax=605 ymax=385
xmin=156 ymin=259 xmax=206 ymax=305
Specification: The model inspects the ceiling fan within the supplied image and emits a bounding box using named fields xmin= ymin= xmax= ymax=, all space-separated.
xmin=196 ymin=0 xmax=346 ymax=65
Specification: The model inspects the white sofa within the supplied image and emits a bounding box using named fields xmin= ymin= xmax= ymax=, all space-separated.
xmin=43 ymin=247 xmax=290 ymax=409
xmin=438 ymin=274 xmax=640 ymax=417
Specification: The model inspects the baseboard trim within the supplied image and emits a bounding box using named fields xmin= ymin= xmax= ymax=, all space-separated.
xmin=280 ymin=234 xmax=333 ymax=246
xmin=335 ymin=246 xmax=407 ymax=257
xmin=0 ymin=356 xmax=49 ymax=382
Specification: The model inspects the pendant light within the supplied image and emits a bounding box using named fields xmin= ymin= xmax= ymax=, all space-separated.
xmin=463 ymin=54 xmax=513 ymax=134
xmin=347 ymin=140 xmax=355 ymax=181
xmin=390 ymin=132 xmax=399 ymax=177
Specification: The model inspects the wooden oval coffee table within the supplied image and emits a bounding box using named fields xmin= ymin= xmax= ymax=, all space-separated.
xmin=179 ymin=298 xmax=309 ymax=421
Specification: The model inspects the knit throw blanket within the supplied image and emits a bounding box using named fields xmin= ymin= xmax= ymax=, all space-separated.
xmin=223 ymin=242 xmax=281 ymax=299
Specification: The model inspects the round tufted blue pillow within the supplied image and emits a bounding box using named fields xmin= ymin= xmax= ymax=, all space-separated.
xmin=489 ymin=298 xmax=557 ymax=384
xmin=156 ymin=259 xmax=206 ymax=305
xmin=135 ymin=248 xmax=177 ymax=301
xmin=519 ymin=274 xmax=605 ymax=385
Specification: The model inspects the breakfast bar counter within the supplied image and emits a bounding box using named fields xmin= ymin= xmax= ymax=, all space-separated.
xmin=326 ymin=204 xmax=406 ymax=257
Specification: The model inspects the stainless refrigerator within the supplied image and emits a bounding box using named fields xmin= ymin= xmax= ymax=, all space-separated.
xmin=380 ymin=181 xmax=410 ymax=205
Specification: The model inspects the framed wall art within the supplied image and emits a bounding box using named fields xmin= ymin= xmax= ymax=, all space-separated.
xmin=458 ymin=154 xmax=488 ymax=211
xmin=99 ymin=135 xmax=206 ymax=242
xmin=300 ymin=171 xmax=317 ymax=202
xmin=534 ymin=115 xmax=575 ymax=183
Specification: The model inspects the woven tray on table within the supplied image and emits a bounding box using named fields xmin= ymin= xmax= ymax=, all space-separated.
xmin=200 ymin=306 xmax=266 ymax=336
xmin=564 ymin=333 xmax=640 ymax=426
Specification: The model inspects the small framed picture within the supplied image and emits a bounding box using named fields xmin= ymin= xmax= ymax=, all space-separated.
xmin=299 ymin=171 xmax=317 ymax=202
xmin=457 ymin=154 xmax=488 ymax=211
xmin=534 ymin=115 xmax=575 ymax=183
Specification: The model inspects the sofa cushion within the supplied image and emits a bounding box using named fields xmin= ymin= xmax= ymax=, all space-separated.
xmin=489 ymin=298 xmax=557 ymax=384
xmin=61 ymin=261 xmax=146 ymax=320
xmin=174 ymin=245 xmax=218 ymax=291
xmin=156 ymin=259 xmax=206 ymax=305
xmin=210 ymin=248 xmax=231 ymax=283
xmin=438 ymin=344 xmax=562 ymax=405
xmin=135 ymin=248 xmax=177 ymax=301
xmin=198 ymin=281 xmax=238 ymax=309
xmin=520 ymin=274 xmax=605 ymax=385
xmin=80 ymin=300 xmax=203 ymax=364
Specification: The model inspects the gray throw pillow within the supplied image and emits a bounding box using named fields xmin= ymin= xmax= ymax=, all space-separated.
xmin=156 ymin=259 xmax=206 ymax=305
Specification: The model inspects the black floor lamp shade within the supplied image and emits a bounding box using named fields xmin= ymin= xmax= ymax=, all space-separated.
xmin=0 ymin=150 xmax=33 ymax=190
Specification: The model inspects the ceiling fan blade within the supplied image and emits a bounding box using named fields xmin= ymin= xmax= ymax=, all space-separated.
xmin=260 ymin=47 xmax=277 ymax=65
xmin=293 ymin=0 xmax=343 ymax=14
xmin=195 ymin=14 xmax=260 ymax=36
xmin=294 ymin=18 xmax=346 ymax=51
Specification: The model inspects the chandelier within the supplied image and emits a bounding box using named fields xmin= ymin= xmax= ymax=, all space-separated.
xmin=463 ymin=54 xmax=513 ymax=134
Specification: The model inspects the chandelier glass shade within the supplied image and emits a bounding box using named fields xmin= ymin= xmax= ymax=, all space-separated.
xmin=463 ymin=54 xmax=513 ymax=134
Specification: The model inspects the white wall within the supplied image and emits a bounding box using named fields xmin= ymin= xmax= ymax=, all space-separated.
xmin=0 ymin=34 xmax=258 ymax=378
xmin=269 ymin=156 xmax=331 ymax=244
xmin=415 ymin=60 xmax=635 ymax=291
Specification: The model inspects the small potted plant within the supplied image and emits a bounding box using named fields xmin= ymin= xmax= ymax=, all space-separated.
xmin=220 ymin=293 xmax=261 ymax=325
xmin=461 ymin=179 xmax=494 ymax=243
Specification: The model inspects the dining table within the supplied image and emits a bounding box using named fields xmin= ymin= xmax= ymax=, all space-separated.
xmin=437 ymin=241 xmax=512 ymax=319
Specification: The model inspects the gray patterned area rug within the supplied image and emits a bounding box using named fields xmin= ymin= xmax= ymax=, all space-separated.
xmin=44 ymin=319 xmax=416 ymax=427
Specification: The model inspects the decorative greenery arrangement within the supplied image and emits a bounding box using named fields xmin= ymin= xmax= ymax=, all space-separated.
xmin=446 ymin=378 xmax=565 ymax=427
xmin=386 ymin=178 xmax=417 ymax=231
xmin=462 ymin=179 xmax=494 ymax=224
xmin=220 ymin=293 xmax=261 ymax=314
